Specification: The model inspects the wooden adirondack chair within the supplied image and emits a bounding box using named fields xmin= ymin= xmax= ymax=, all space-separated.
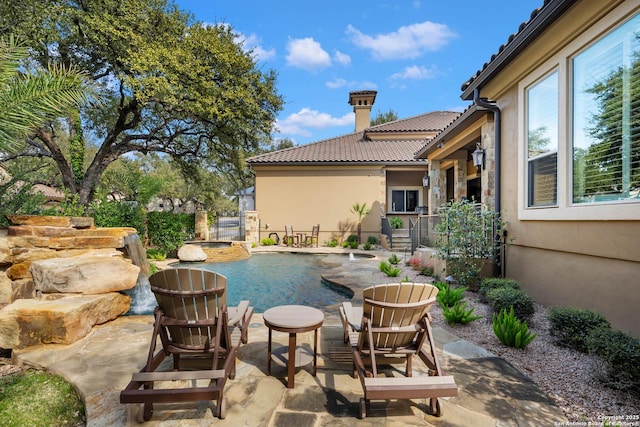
xmin=120 ymin=268 xmax=253 ymax=421
xmin=339 ymin=282 xmax=457 ymax=418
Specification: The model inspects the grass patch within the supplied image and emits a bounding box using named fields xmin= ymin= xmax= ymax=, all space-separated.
xmin=0 ymin=370 xmax=85 ymax=427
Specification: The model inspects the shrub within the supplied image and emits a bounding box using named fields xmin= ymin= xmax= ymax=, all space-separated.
xmin=587 ymin=327 xmax=640 ymax=393
xmin=147 ymin=211 xmax=194 ymax=256
xmin=479 ymin=278 xmax=521 ymax=302
xmin=149 ymin=262 xmax=159 ymax=275
xmin=146 ymin=248 xmax=167 ymax=261
xmin=388 ymin=254 xmax=402 ymax=265
xmin=325 ymin=239 xmax=338 ymax=247
xmin=436 ymin=282 xmax=467 ymax=308
xmin=346 ymin=234 xmax=359 ymax=243
xmin=548 ymin=306 xmax=611 ymax=353
xmin=442 ymin=301 xmax=482 ymax=325
xmin=367 ymin=235 xmax=379 ymax=245
xmin=492 ymin=307 xmax=537 ymax=349
xmin=485 ymin=287 xmax=534 ymax=322
xmin=90 ymin=200 xmax=147 ymax=237
xmin=379 ymin=261 xmax=401 ymax=277
xmin=341 ymin=241 xmax=350 ymax=248
xmin=363 ymin=242 xmax=372 ymax=250
xmin=420 ymin=266 xmax=433 ymax=276
xmin=408 ymin=257 xmax=422 ymax=269
xmin=389 ymin=216 xmax=403 ymax=229
xmin=260 ymin=237 xmax=276 ymax=246
xmin=349 ymin=241 xmax=359 ymax=249
xmin=432 ymin=281 xmax=448 ymax=291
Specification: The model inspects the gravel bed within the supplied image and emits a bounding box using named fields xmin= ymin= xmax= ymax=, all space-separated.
xmin=382 ymin=264 xmax=639 ymax=423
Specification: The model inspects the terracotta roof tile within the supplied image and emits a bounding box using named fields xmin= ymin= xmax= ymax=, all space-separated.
xmin=248 ymin=110 xmax=460 ymax=164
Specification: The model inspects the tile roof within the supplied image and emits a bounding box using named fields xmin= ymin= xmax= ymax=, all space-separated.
xmin=248 ymin=110 xmax=460 ymax=165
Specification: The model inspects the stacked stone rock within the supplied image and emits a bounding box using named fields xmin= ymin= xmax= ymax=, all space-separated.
xmin=0 ymin=215 xmax=141 ymax=350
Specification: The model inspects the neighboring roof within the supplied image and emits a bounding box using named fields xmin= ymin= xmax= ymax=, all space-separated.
xmin=31 ymin=184 xmax=64 ymax=201
xmin=461 ymin=0 xmax=578 ymax=100
xmin=248 ymin=110 xmax=460 ymax=165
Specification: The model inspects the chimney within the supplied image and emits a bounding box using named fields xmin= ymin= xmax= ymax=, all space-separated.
xmin=348 ymin=90 xmax=377 ymax=132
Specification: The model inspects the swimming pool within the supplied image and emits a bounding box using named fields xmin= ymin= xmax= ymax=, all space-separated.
xmin=128 ymin=252 xmax=355 ymax=314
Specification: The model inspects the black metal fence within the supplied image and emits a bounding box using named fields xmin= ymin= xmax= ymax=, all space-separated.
xmin=409 ymin=214 xmax=441 ymax=253
xmin=210 ymin=214 xmax=245 ymax=241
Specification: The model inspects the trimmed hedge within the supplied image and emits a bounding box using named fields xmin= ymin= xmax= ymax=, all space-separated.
xmin=479 ymin=278 xmax=520 ymax=302
xmin=485 ymin=287 xmax=534 ymax=322
xmin=587 ymin=327 xmax=640 ymax=393
xmin=548 ymin=306 xmax=611 ymax=353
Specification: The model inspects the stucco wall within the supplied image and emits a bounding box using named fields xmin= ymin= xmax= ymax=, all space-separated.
xmin=253 ymin=165 xmax=385 ymax=244
xmin=485 ymin=0 xmax=640 ymax=336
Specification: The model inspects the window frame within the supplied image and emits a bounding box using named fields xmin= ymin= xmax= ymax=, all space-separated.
xmin=518 ymin=4 xmax=640 ymax=221
xmin=387 ymin=186 xmax=423 ymax=214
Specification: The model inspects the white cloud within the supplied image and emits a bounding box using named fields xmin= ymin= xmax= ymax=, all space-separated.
xmin=325 ymin=78 xmax=377 ymax=89
xmin=276 ymin=107 xmax=354 ymax=136
xmin=286 ymin=38 xmax=332 ymax=71
xmin=391 ymin=64 xmax=438 ymax=80
xmin=346 ymin=21 xmax=456 ymax=60
xmin=333 ymin=50 xmax=351 ymax=66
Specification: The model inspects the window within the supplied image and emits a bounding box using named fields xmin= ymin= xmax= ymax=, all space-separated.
xmin=572 ymin=14 xmax=640 ymax=204
xmin=527 ymin=71 xmax=558 ymax=207
xmin=390 ymin=188 xmax=419 ymax=213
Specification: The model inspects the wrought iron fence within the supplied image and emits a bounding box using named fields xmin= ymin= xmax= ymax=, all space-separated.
xmin=409 ymin=214 xmax=441 ymax=253
xmin=210 ymin=213 xmax=245 ymax=241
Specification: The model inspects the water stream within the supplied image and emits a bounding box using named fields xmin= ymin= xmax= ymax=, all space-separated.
xmin=123 ymin=233 xmax=157 ymax=315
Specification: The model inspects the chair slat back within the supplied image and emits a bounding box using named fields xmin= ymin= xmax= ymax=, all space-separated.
xmin=149 ymin=268 xmax=227 ymax=349
xmin=361 ymin=283 xmax=438 ymax=349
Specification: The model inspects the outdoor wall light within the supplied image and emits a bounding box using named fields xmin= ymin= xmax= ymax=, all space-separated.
xmin=422 ymin=174 xmax=430 ymax=188
xmin=472 ymin=143 xmax=485 ymax=174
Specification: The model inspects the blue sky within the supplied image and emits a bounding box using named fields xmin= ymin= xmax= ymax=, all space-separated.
xmin=175 ymin=1 xmax=543 ymax=145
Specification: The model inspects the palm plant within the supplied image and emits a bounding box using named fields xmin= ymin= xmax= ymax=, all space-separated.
xmin=350 ymin=202 xmax=370 ymax=244
xmin=0 ymin=35 xmax=97 ymax=153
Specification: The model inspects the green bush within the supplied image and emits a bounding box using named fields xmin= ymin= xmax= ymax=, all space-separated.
xmin=485 ymin=287 xmax=534 ymax=322
xmin=147 ymin=211 xmax=194 ymax=255
xmin=492 ymin=307 xmax=537 ymax=349
xmin=90 ymin=200 xmax=147 ymax=237
xmin=479 ymin=278 xmax=520 ymax=301
xmin=388 ymin=254 xmax=402 ymax=265
xmin=420 ymin=266 xmax=433 ymax=276
xmin=146 ymin=248 xmax=167 ymax=261
xmin=367 ymin=235 xmax=379 ymax=245
xmin=442 ymin=301 xmax=482 ymax=325
xmin=349 ymin=241 xmax=359 ymax=249
xmin=379 ymin=261 xmax=401 ymax=277
xmin=548 ymin=306 xmax=611 ymax=353
xmin=346 ymin=234 xmax=359 ymax=243
xmin=587 ymin=327 xmax=640 ymax=393
xmin=260 ymin=237 xmax=276 ymax=246
xmin=389 ymin=216 xmax=403 ymax=229
xmin=325 ymin=239 xmax=338 ymax=247
xmin=436 ymin=282 xmax=467 ymax=308
xmin=363 ymin=242 xmax=372 ymax=250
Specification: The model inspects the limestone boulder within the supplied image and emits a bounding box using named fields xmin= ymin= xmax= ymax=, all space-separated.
xmin=177 ymin=244 xmax=207 ymax=262
xmin=11 ymin=278 xmax=35 ymax=301
xmin=0 ymin=293 xmax=130 ymax=348
xmin=30 ymin=253 xmax=140 ymax=294
xmin=0 ymin=269 xmax=11 ymax=305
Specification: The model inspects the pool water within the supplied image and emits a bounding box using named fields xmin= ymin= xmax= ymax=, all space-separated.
xmin=128 ymin=253 xmax=354 ymax=314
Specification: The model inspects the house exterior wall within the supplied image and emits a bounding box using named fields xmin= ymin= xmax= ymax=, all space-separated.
xmin=252 ymin=165 xmax=386 ymax=244
xmin=481 ymin=0 xmax=640 ymax=336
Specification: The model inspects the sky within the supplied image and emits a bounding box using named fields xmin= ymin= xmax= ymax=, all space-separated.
xmin=174 ymin=0 xmax=544 ymax=145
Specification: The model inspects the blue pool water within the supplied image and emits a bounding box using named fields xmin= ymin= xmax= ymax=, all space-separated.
xmin=128 ymin=253 xmax=355 ymax=314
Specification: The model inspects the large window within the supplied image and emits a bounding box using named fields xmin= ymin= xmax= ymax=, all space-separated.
xmin=390 ymin=188 xmax=419 ymax=213
xmin=527 ymin=71 xmax=558 ymax=207
xmin=572 ymin=13 xmax=640 ymax=204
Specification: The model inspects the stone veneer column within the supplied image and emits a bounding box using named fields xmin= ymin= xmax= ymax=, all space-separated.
xmin=481 ymin=120 xmax=496 ymax=211
xmin=244 ymin=210 xmax=259 ymax=245
xmin=194 ymin=210 xmax=209 ymax=241
xmin=428 ymin=160 xmax=442 ymax=214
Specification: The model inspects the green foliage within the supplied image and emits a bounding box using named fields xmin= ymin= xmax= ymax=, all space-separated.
xmin=586 ymin=327 xmax=640 ymax=393
xmin=389 ymin=216 xmax=403 ymax=229
xmin=0 ymin=369 xmax=85 ymax=426
xmin=401 ymin=275 xmax=410 ymax=283
xmin=370 ymin=108 xmax=399 ymax=126
xmin=147 ymin=211 xmax=194 ymax=255
xmin=432 ymin=281 xmax=448 ymax=291
xmin=367 ymin=235 xmax=379 ymax=245
xmin=379 ymin=261 xmax=401 ymax=277
xmin=479 ymin=278 xmax=521 ymax=302
xmin=351 ymin=202 xmax=371 ymax=243
xmin=492 ymin=307 xmax=537 ymax=349
xmin=325 ymin=239 xmax=338 ymax=247
xmin=485 ymin=287 xmax=534 ymax=322
xmin=0 ymin=180 xmax=47 ymax=227
xmin=363 ymin=242 xmax=372 ymax=250
xmin=420 ymin=266 xmax=433 ymax=276
xmin=436 ymin=282 xmax=467 ymax=308
xmin=388 ymin=253 xmax=402 ymax=265
xmin=260 ymin=237 xmax=276 ymax=246
xmin=349 ymin=241 xmax=359 ymax=249
xmin=548 ymin=306 xmax=611 ymax=353
xmin=146 ymin=248 xmax=167 ymax=261
xmin=148 ymin=261 xmax=159 ymax=275
xmin=89 ymin=200 xmax=147 ymax=237
xmin=346 ymin=234 xmax=359 ymax=243
xmin=443 ymin=301 xmax=482 ymax=325
xmin=433 ymin=200 xmax=503 ymax=286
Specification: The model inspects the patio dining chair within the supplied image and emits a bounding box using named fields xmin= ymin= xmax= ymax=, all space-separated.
xmin=303 ymin=224 xmax=320 ymax=247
